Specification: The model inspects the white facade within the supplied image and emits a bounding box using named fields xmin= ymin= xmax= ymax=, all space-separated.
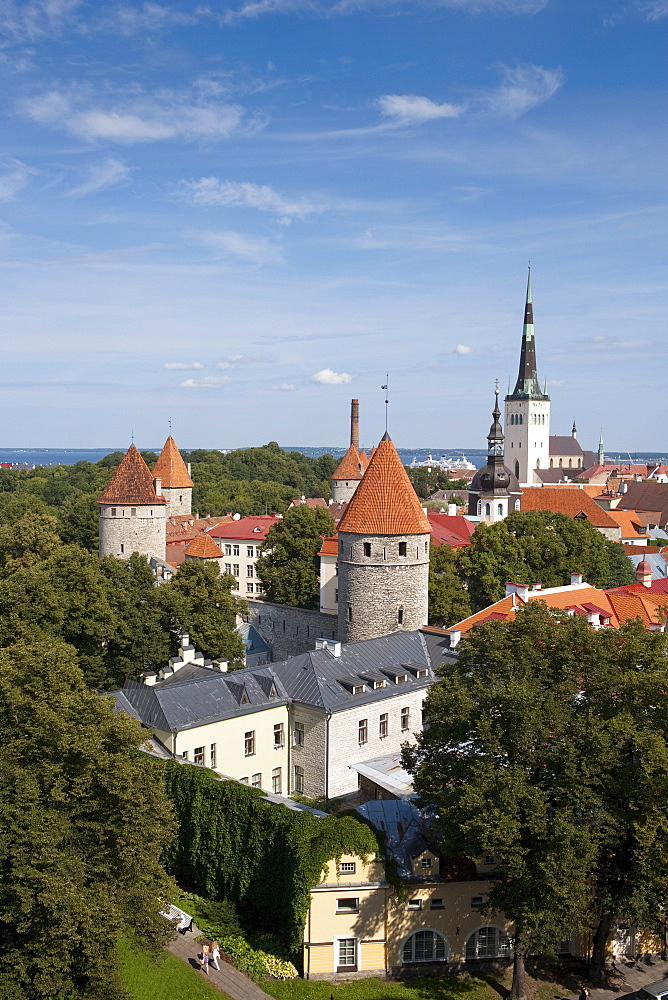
xmin=319 ymin=550 xmax=338 ymax=615
xmin=216 ymin=537 xmax=266 ymax=598
xmin=504 ymin=396 xmax=550 ymax=486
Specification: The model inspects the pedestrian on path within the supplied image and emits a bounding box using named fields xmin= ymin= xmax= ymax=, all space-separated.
xmin=579 ymin=984 xmax=589 ymax=1000
xmin=201 ymin=942 xmax=211 ymax=975
xmin=211 ymin=942 xmax=221 ymax=971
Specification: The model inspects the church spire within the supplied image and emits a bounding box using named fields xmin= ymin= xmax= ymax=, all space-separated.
xmin=507 ymin=267 xmax=549 ymax=402
xmin=487 ymin=384 xmax=504 ymax=466
xmin=598 ymin=431 xmax=604 ymax=466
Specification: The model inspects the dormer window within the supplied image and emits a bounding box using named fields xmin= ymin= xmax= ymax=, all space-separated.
xmin=372 ymin=679 xmax=385 ymax=690
xmin=353 ymin=684 xmax=364 ymax=695
xmin=421 ymin=856 xmax=432 ymax=868
xmin=254 ymin=526 xmax=262 ymax=533
xmin=417 ymin=669 xmax=428 ymax=678
xmin=396 ymin=674 xmax=407 ymax=684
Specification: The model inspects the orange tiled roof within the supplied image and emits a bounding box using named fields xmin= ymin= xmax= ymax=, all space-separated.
xmin=318 ymin=534 xmax=338 ymax=557
xmin=520 ymin=487 xmax=618 ymax=528
xmin=338 ymin=434 xmax=431 ymax=536
xmin=332 ymin=444 xmax=363 ymax=480
xmin=98 ymin=445 xmax=166 ymax=506
xmin=152 ymin=436 xmax=193 ymax=488
xmin=184 ymin=534 xmax=223 ymax=559
xmin=606 ymin=509 xmax=646 ymax=538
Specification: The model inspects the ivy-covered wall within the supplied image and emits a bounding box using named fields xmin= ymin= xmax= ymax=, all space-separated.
xmin=160 ymin=761 xmax=380 ymax=955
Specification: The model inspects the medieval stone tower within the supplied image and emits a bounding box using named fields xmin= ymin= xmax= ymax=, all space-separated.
xmin=98 ymin=444 xmax=167 ymax=562
xmin=330 ymin=399 xmax=368 ymax=503
xmin=337 ymin=432 xmax=431 ymax=643
xmin=152 ymin=435 xmax=193 ymax=517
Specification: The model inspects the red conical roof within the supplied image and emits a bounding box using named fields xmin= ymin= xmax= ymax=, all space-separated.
xmin=184 ymin=534 xmax=223 ymax=559
xmin=337 ymin=433 xmax=430 ymax=536
xmin=153 ymin=436 xmax=193 ymax=488
xmin=98 ymin=445 xmax=166 ymax=505
xmin=332 ymin=443 xmax=363 ymax=480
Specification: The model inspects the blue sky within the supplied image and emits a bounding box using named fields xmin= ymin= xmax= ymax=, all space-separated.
xmin=0 ymin=0 xmax=666 ymax=451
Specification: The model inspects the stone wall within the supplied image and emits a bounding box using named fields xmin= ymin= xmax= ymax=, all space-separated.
xmin=246 ymin=599 xmax=339 ymax=661
xmin=331 ymin=478 xmax=360 ymax=504
xmin=99 ymin=503 xmax=166 ymax=562
xmin=161 ymin=486 xmax=192 ymax=517
xmin=290 ymin=705 xmax=327 ymax=799
xmin=337 ymin=532 xmax=429 ymax=643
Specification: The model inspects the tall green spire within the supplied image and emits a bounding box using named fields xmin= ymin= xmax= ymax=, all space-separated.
xmin=507 ymin=267 xmax=549 ymax=401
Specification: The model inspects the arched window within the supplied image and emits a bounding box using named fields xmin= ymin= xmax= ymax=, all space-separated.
xmin=519 ymin=414 xmax=523 ymax=424
xmin=465 ymin=926 xmax=511 ymax=960
xmin=550 ymin=458 xmax=554 ymax=468
xmin=559 ymin=458 xmax=563 ymax=467
xmin=536 ymin=458 xmax=540 ymax=468
xmin=477 ymin=500 xmax=482 ymax=516
xmin=514 ymin=461 xmax=519 ymax=479
xmin=569 ymin=458 xmax=572 ymax=468
xmin=485 ymin=504 xmax=491 ymax=516
xmin=514 ymin=499 xmax=521 ymax=511
xmin=402 ymin=930 xmax=449 ymax=964
xmin=497 ymin=504 xmax=503 ymax=516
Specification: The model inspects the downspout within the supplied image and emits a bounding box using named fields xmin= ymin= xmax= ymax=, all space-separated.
xmin=287 ymin=699 xmax=292 ymax=794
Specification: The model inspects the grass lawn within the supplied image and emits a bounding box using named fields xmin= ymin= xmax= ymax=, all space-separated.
xmin=119 ymin=938 xmax=232 ymax=1000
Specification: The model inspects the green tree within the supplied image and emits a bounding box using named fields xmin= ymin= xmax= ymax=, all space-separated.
xmin=158 ymin=560 xmax=246 ymax=665
xmin=0 ymin=638 xmax=176 ymax=1000
xmin=58 ymin=491 xmax=100 ymax=552
xmin=457 ymin=510 xmax=634 ymax=609
xmin=256 ymin=505 xmax=336 ymax=610
xmin=0 ymin=513 xmax=61 ymax=576
xmin=405 ymin=467 xmax=468 ymax=499
xmin=428 ymin=543 xmax=471 ymax=627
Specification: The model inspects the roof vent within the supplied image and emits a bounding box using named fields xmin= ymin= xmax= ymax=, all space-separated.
xmin=315 ymin=638 xmax=342 ymax=657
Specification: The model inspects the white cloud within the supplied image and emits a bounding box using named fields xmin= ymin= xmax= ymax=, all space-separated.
xmin=197 ymin=229 xmax=284 ymax=265
xmin=377 ymin=94 xmax=463 ymax=124
xmin=220 ymin=0 xmax=547 ymax=23
xmin=481 ymin=64 xmax=565 ymax=119
xmin=547 ymin=379 xmax=565 ymax=387
xmin=310 ymin=368 xmax=352 ymax=384
xmin=95 ymin=2 xmax=201 ymax=34
xmin=216 ymin=361 xmax=233 ymax=369
xmin=0 ymin=0 xmax=81 ymax=42
xmin=180 ymin=375 xmax=233 ymax=388
xmin=640 ymin=0 xmax=668 ymax=17
xmin=275 ymin=382 xmax=295 ymax=391
xmin=176 ymin=177 xmax=322 ymax=221
xmin=21 ymin=86 xmax=249 ymax=144
xmin=0 ymin=158 xmax=36 ymax=201
xmin=455 ymin=344 xmax=473 ymax=355
xmin=68 ymin=158 xmax=130 ymax=196
xmin=164 ymin=361 xmax=204 ymax=370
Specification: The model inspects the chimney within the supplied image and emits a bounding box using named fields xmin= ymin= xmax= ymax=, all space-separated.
xmin=315 ymin=638 xmax=342 ymax=657
xmin=505 ymin=582 xmax=529 ymax=602
xmin=154 ymin=476 xmax=162 ymax=496
xmin=447 ymin=503 xmax=458 ymax=516
xmin=448 ymin=629 xmax=461 ymax=649
xmin=350 ymin=398 xmax=359 ymax=451
xmin=570 ymin=573 xmax=583 ymax=586
xmin=636 ymin=560 xmax=652 ymax=588
xmin=187 ymin=462 xmax=192 ymax=476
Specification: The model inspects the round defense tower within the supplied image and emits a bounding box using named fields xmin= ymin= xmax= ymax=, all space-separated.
xmin=336 ymin=433 xmax=430 ymax=643
xmin=98 ymin=445 xmax=167 ymax=561
xmin=152 ymin=435 xmax=193 ymax=517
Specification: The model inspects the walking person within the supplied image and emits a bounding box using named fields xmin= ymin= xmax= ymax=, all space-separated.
xmin=211 ymin=941 xmax=221 ymax=971
xmin=579 ymin=985 xmax=589 ymax=1000
xmin=201 ymin=941 xmax=211 ymax=975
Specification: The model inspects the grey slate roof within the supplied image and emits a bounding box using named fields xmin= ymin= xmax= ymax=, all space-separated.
xmin=112 ymin=629 xmax=440 ymax=733
xmin=549 ymin=435 xmax=584 ymax=456
xmin=237 ymin=621 xmax=271 ymax=657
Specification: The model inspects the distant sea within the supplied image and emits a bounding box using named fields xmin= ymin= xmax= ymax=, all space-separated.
xmin=0 ymin=446 xmax=665 ymax=469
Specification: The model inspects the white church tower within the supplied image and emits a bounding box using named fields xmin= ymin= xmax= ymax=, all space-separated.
xmin=504 ymin=268 xmax=551 ymax=486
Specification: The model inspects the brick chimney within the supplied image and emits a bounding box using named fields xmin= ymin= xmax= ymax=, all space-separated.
xmin=350 ymin=398 xmax=359 ymax=451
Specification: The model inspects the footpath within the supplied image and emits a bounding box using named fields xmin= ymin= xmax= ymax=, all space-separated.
xmin=582 ymin=959 xmax=668 ymax=1000
xmin=167 ymin=922 xmax=270 ymax=1000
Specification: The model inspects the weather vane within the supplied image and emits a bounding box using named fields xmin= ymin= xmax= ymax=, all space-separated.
xmin=381 ymin=373 xmax=389 ymax=433
xmin=168 ymin=416 xmax=172 ymax=435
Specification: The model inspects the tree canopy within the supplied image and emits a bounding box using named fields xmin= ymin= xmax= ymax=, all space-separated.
xmin=256 ymin=505 xmax=336 ymax=610
xmin=0 ymin=639 xmax=176 ymax=1000
xmin=428 ymin=543 xmax=471 ymax=627
xmin=456 ymin=509 xmax=635 ymax=609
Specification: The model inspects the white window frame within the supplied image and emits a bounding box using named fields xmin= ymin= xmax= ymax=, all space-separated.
xmin=339 ymin=862 xmax=356 ymax=874
xmin=273 ymin=723 xmax=284 ymax=748
xmin=334 ymin=936 xmax=360 ymax=973
xmin=401 ymin=929 xmax=449 ymax=964
xmin=465 ymin=925 xmax=512 ymax=960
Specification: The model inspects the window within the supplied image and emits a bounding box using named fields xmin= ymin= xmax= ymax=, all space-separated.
xmin=363 ymin=542 xmax=371 ymax=557
xmin=225 ymin=563 xmax=232 ymax=574
xmin=244 ymin=731 xmax=255 ymax=756
xmin=340 ymin=862 xmax=356 ymax=874
xmin=233 ymin=564 xmax=239 ymax=576
xmin=120 ymin=543 xmax=124 ymax=554
xmin=403 ymin=930 xmax=447 ymax=964
xmin=399 ymin=541 xmax=407 ymax=556
xmin=210 ymin=744 xmax=216 ymax=768
xmin=247 ymin=546 xmax=254 ymax=557
xmin=353 ymin=684 xmax=365 ymax=695
xmin=247 ymin=583 xmax=254 ymax=593
xmin=272 ymin=767 xmax=281 ymax=794
xmin=233 ymin=544 xmax=240 ymax=556
xmin=131 ymin=507 xmax=136 ymax=516
xmin=407 ymin=899 xmax=422 ymax=910
xmin=255 ymin=584 xmax=263 ymax=593
xmin=484 ymin=855 xmax=495 ymax=865
xmin=358 ymin=719 xmax=368 ymax=744
xmin=111 ymin=508 xmax=116 ymax=517
xmin=401 ymin=707 xmax=410 ymax=731
xmin=379 ymin=713 xmax=388 ymax=738
xmin=294 ymin=765 xmax=304 ymax=793
xmin=337 ymin=938 xmax=357 ymax=971
xmin=373 ymin=679 xmax=385 ymax=689
xmin=273 ymin=723 xmax=284 ymax=747
xmin=194 ymin=746 xmax=204 ymax=765
xmin=497 ymin=504 xmax=503 ymax=516
xmin=225 ymin=544 xmax=232 ymax=555
xmin=251 ymin=773 xmax=262 ymax=788
xmin=421 ymin=857 xmax=432 ymax=868
xmin=335 ymin=588 xmax=338 ymax=601
xmin=247 ymin=565 xmax=254 ymax=577
xmin=348 ymin=606 xmax=352 ymax=622
xmin=417 ymin=669 xmax=428 ymax=678
xmin=465 ymin=926 xmax=511 ymax=960
xmin=240 ymin=777 xmax=248 ymax=784
xmin=471 ymin=896 xmax=484 ymax=908
xmin=398 ymin=609 xmax=404 ymax=624
xmin=181 ymin=750 xmax=188 ymax=760
xmin=396 ymin=674 xmax=407 ymax=684
xmin=336 ymin=898 xmax=359 ymax=912
xmin=430 ymin=899 xmax=445 ymax=910
xmin=294 ymin=721 xmax=304 ymax=747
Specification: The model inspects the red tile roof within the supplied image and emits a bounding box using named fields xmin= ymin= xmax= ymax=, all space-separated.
xmin=206 ymin=514 xmax=280 ymax=541
xmin=427 ymin=512 xmax=476 ymax=549
xmin=152 ymin=436 xmax=193 ymax=488
xmin=519 ymin=487 xmax=618 ymax=529
xmin=184 ymin=534 xmax=224 ymax=559
xmin=289 ymin=497 xmax=328 ymax=509
xmin=318 ymin=535 xmax=338 ymax=557
xmin=98 ymin=445 xmax=166 ymax=506
xmin=338 ymin=434 xmax=431 ymax=536
xmin=332 ymin=444 xmax=364 ymax=480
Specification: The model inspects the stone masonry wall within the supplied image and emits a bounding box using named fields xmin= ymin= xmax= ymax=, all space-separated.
xmin=161 ymin=486 xmax=192 ymax=517
xmin=327 ymin=687 xmax=429 ymax=798
xmin=99 ymin=503 xmax=166 ymax=561
xmin=331 ymin=478 xmax=360 ymax=504
xmin=246 ymin=599 xmax=339 ymax=661
xmin=290 ymin=705 xmax=327 ymax=798
xmin=337 ymin=532 xmax=429 ymax=643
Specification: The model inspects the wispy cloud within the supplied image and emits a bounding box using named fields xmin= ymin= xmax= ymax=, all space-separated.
xmin=219 ymin=0 xmax=547 ymax=25
xmin=197 ymin=229 xmax=284 ymax=265
xmin=480 ymin=63 xmax=565 ymax=118
xmin=68 ymin=158 xmax=130 ymax=196
xmin=21 ymin=85 xmax=251 ymax=144
xmin=164 ymin=361 xmax=204 ymax=370
xmin=176 ymin=178 xmax=322 ymax=221
xmin=454 ymin=344 xmax=473 ymax=355
xmin=0 ymin=158 xmax=36 ymax=201
xmin=640 ymin=0 xmax=668 ymax=18
xmin=310 ymin=368 xmax=352 ymax=384
xmin=180 ymin=375 xmax=233 ymax=388
xmin=94 ymin=2 xmax=201 ymax=34
xmin=377 ymin=94 xmax=463 ymax=124
xmin=275 ymin=382 xmax=295 ymax=390
xmin=0 ymin=0 xmax=81 ymax=43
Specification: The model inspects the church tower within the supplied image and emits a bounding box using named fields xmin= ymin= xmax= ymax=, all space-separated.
xmin=337 ymin=433 xmax=430 ymax=643
xmin=152 ymin=435 xmax=193 ymax=517
xmin=98 ymin=445 xmax=167 ymax=561
xmin=504 ymin=268 xmax=551 ymax=485
xmin=468 ymin=387 xmax=521 ymax=523
xmin=331 ymin=399 xmax=365 ymax=503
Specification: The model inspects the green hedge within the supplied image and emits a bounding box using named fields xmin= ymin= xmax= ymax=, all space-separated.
xmin=161 ymin=762 xmax=380 ymax=956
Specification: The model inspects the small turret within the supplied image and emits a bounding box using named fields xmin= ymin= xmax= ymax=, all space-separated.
xmin=153 ymin=435 xmax=193 ymax=517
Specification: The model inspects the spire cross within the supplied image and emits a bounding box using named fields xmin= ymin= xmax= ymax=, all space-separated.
xmin=381 ymin=373 xmax=389 ymax=433
xmin=168 ymin=416 xmax=172 ymax=435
